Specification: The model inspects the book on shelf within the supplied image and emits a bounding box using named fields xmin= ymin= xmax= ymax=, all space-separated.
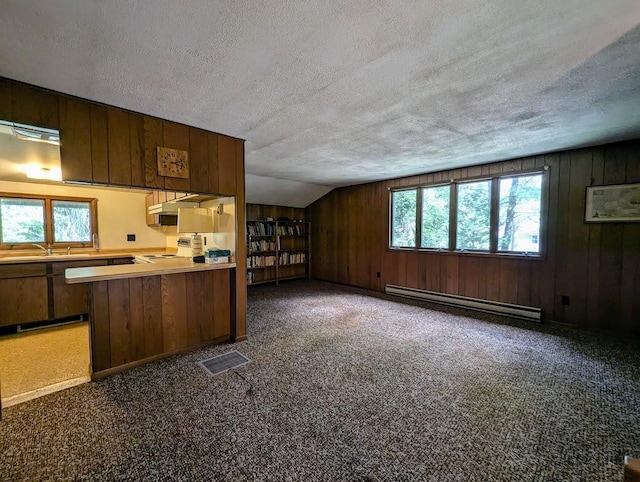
xmin=249 ymin=239 xmax=276 ymax=252
xmin=276 ymin=224 xmax=303 ymax=236
xmin=247 ymin=222 xmax=275 ymax=236
xmin=278 ymin=251 xmax=306 ymax=265
xmin=247 ymin=254 xmax=277 ymax=268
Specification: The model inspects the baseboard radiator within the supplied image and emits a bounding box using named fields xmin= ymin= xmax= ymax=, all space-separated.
xmin=385 ymin=285 xmax=542 ymax=322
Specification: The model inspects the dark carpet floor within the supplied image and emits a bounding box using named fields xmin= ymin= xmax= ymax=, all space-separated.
xmin=1 ymin=279 xmax=639 ymax=481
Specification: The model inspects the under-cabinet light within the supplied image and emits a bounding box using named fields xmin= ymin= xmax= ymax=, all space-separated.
xmin=24 ymin=165 xmax=62 ymax=181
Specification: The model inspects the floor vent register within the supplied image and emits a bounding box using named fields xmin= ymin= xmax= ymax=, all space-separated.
xmin=197 ymin=350 xmax=251 ymax=376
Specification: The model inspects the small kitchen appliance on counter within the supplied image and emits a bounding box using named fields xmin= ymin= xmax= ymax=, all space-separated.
xmin=177 ymin=207 xmax=214 ymax=256
xmin=177 ymin=237 xmax=196 ymax=257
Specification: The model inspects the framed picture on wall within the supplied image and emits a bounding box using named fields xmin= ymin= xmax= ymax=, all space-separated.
xmin=585 ymin=182 xmax=640 ymax=222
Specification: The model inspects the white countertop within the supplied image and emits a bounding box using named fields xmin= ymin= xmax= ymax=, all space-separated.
xmin=65 ymin=260 xmax=236 ymax=284
xmin=0 ymin=253 xmax=136 ymax=263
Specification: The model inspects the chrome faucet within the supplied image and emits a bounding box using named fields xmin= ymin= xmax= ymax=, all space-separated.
xmin=32 ymin=243 xmax=53 ymax=255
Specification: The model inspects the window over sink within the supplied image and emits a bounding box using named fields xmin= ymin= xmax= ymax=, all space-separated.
xmin=0 ymin=192 xmax=97 ymax=249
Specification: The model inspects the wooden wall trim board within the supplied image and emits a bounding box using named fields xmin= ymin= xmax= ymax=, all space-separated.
xmin=234 ymin=141 xmax=247 ymax=340
xmin=307 ymin=139 xmax=640 ymax=333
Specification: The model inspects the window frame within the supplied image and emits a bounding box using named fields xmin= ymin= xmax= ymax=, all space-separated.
xmin=388 ymin=167 xmax=549 ymax=258
xmin=0 ymin=192 xmax=98 ymax=249
xmin=389 ymin=187 xmax=420 ymax=249
xmin=419 ymin=182 xmax=452 ymax=250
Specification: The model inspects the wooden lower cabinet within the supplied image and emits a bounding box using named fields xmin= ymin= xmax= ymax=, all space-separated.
xmin=0 ymin=257 xmax=134 ymax=328
xmin=0 ymin=274 xmax=48 ymax=327
xmin=52 ymin=260 xmax=109 ymax=319
xmin=89 ymin=268 xmax=232 ymax=376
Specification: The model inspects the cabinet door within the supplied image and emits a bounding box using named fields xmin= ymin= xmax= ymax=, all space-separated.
xmin=59 ymin=96 xmax=93 ymax=183
xmin=0 ymin=78 xmax=11 ymax=121
xmin=129 ymin=112 xmax=145 ymax=188
xmin=217 ymin=135 xmax=237 ymax=195
xmin=52 ymin=260 xmax=108 ymax=319
xmin=0 ymin=277 xmax=48 ymax=326
xmin=162 ymin=120 xmax=191 ymax=192
xmin=189 ymin=127 xmax=210 ymax=193
xmin=10 ymin=82 xmax=59 ymax=129
xmin=52 ymin=275 xmax=90 ymax=319
xmin=90 ymin=104 xmax=109 ymax=184
xmin=0 ymin=264 xmax=48 ymax=327
xmin=107 ymin=107 xmax=132 ymax=186
xmin=143 ymin=116 xmax=164 ymax=189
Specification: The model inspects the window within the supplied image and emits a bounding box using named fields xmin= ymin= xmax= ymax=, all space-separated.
xmin=0 ymin=193 xmax=97 ymax=248
xmin=52 ymin=200 xmax=92 ymax=242
xmin=421 ymin=185 xmax=449 ymax=249
xmin=389 ymin=170 xmax=545 ymax=256
xmin=456 ymin=180 xmax=491 ymax=251
xmin=0 ymin=198 xmax=46 ymax=243
xmin=391 ymin=189 xmax=417 ymax=248
xmin=497 ymin=174 xmax=542 ymax=253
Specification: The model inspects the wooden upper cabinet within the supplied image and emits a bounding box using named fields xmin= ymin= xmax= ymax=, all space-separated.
xmin=217 ymin=135 xmax=237 ymax=195
xmin=59 ymin=96 xmax=93 ymax=183
xmin=143 ymin=115 xmax=164 ymax=189
xmin=207 ymin=132 xmax=220 ymax=194
xmin=10 ymin=82 xmax=59 ymax=129
xmin=90 ymin=104 xmax=109 ymax=184
xmin=189 ymin=127 xmax=210 ymax=193
xmin=129 ymin=112 xmax=145 ymax=188
xmin=107 ymin=107 xmax=132 ymax=186
xmin=0 ymin=78 xmax=12 ymax=121
xmin=1 ymin=77 xmax=244 ymax=195
xmin=161 ymin=120 xmax=191 ymax=192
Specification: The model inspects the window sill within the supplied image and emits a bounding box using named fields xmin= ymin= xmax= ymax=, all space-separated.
xmin=387 ymin=247 xmax=545 ymax=261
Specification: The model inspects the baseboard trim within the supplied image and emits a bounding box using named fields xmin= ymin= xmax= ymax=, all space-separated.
xmin=1 ymin=376 xmax=91 ymax=407
xmin=91 ymin=335 xmax=231 ymax=380
xmin=385 ymin=284 xmax=542 ymax=321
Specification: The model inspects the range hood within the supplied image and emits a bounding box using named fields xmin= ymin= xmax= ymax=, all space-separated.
xmin=148 ymin=201 xmax=199 ymax=215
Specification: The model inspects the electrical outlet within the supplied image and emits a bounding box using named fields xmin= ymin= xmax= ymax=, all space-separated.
xmin=376 ymin=272 xmax=381 ymax=278
xmin=127 ymin=234 xmax=136 ymax=242
xmin=561 ymin=295 xmax=570 ymax=306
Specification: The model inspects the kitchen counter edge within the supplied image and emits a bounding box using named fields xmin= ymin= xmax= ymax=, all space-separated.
xmin=65 ymin=262 xmax=236 ymax=284
xmin=0 ymin=253 xmax=142 ymax=264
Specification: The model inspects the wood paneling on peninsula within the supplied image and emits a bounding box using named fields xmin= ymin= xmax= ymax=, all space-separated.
xmin=90 ymin=269 xmax=231 ymax=376
xmin=307 ymin=140 xmax=640 ymax=333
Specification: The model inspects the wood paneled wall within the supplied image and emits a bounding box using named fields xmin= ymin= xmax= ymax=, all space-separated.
xmin=307 ymin=140 xmax=640 ymax=333
xmin=247 ymin=204 xmax=305 ymax=221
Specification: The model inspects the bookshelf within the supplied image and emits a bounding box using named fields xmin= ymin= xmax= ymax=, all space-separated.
xmin=246 ymin=220 xmax=310 ymax=285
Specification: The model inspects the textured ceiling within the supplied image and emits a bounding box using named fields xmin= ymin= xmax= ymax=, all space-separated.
xmin=1 ymin=1 xmax=639 ymax=207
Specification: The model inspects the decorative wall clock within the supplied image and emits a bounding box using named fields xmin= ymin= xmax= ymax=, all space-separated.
xmin=157 ymin=147 xmax=190 ymax=179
